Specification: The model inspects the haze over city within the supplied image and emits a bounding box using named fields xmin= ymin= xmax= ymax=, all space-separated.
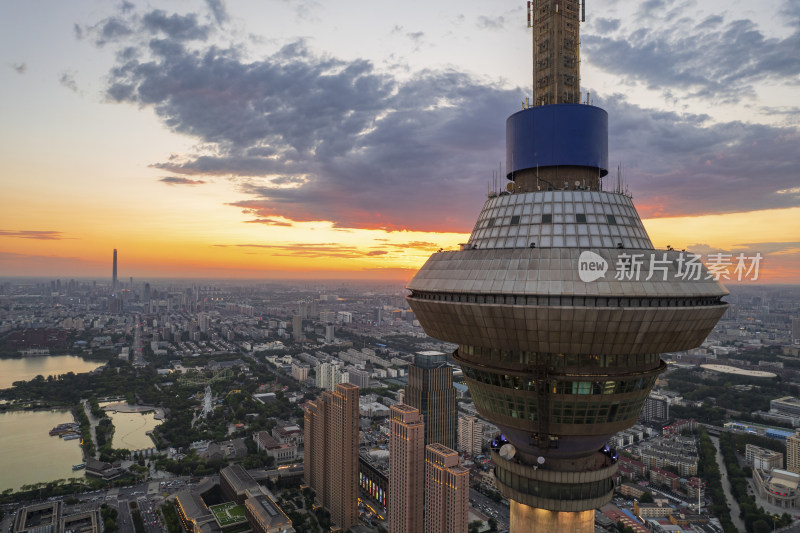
xmin=1 ymin=0 xmax=798 ymax=281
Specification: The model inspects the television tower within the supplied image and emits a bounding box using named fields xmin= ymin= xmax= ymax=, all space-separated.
xmin=406 ymin=2 xmax=728 ymax=531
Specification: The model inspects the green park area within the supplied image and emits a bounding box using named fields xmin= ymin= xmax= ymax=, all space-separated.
xmin=209 ymin=503 xmax=247 ymax=527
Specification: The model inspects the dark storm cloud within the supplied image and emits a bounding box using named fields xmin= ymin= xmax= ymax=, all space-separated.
xmin=406 ymin=31 xmax=425 ymax=43
xmin=205 ymin=0 xmax=228 ymax=25
xmin=141 ymin=10 xmax=211 ymax=41
xmin=58 ymin=72 xmax=78 ymax=92
xmin=77 ymin=8 xmax=212 ymax=47
xmin=91 ymin=18 xmax=134 ymax=46
xmin=159 ymin=176 xmax=206 ymax=186
xmin=477 ymin=15 xmax=505 ymax=30
xmin=87 ymin=3 xmax=800 ymax=232
xmin=600 ymin=95 xmax=800 ymax=218
xmin=593 ymin=18 xmax=620 ymax=33
xmin=583 ymin=0 xmax=800 ymax=102
xmin=99 ymin=22 xmax=517 ymax=231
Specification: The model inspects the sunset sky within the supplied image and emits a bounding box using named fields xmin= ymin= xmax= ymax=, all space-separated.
xmin=1 ymin=0 xmax=798 ymax=282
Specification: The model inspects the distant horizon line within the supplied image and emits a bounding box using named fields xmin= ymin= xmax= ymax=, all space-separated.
xmin=0 ymin=275 xmax=797 ymax=288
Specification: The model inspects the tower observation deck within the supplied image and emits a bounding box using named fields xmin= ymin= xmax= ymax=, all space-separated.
xmin=406 ymin=2 xmax=728 ymax=532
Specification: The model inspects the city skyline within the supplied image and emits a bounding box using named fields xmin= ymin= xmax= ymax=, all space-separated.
xmin=1 ymin=0 xmax=799 ymax=281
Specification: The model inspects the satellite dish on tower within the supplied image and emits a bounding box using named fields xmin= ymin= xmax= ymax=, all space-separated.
xmin=499 ymin=444 xmax=516 ymax=460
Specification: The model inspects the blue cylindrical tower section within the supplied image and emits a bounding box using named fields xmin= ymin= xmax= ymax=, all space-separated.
xmin=506 ymin=104 xmax=608 ymax=178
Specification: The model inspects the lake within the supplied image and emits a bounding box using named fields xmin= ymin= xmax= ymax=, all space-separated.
xmin=0 ymin=355 xmax=105 ymax=389
xmin=0 ymin=409 xmax=84 ymax=492
xmin=101 ymin=403 xmax=161 ymax=451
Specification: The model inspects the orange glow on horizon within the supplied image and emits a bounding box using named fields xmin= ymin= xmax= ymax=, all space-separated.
xmin=1 ymin=206 xmax=797 ymax=282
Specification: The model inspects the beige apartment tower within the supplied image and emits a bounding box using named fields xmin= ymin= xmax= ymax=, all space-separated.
xmin=388 ymin=404 xmax=425 ymax=533
xmin=406 ymin=351 xmax=456 ymax=449
xmin=787 ymin=429 xmax=800 ymax=474
xmin=303 ymin=382 xmax=360 ymax=530
xmin=458 ymin=415 xmax=484 ymax=457
xmin=424 ymin=443 xmax=469 ymax=533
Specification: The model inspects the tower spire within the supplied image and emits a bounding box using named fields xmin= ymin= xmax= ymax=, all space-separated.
xmin=528 ymin=0 xmax=582 ymax=106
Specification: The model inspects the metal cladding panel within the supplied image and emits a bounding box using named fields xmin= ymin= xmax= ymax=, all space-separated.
xmin=506 ymin=104 xmax=608 ymax=177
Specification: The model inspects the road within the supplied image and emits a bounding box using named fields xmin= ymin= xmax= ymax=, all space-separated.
xmin=709 ymin=435 xmax=746 ymax=533
xmin=469 ymin=487 xmax=509 ymax=530
xmin=82 ymin=400 xmax=101 ymax=459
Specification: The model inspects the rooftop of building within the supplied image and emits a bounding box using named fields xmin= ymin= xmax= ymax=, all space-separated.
xmin=175 ymin=490 xmax=214 ymax=522
xmin=427 ymin=442 xmax=458 ymax=456
xmin=220 ymin=464 xmax=260 ymax=494
xmin=773 ymin=396 xmax=800 ymax=405
xmin=245 ymin=494 xmax=292 ymax=529
xmin=700 ymin=364 xmax=777 ymax=378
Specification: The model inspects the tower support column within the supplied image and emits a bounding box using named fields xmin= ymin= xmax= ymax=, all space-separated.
xmin=510 ymin=503 xmax=594 ymax=533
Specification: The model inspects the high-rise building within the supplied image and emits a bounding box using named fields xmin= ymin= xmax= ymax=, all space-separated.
xmin=325 ymin=323 xmax=335 ymax=343
xmin=458 ymin=415 xmax=483 ymax=457
xmin=745 ymin=444 xmax=783 ymax=472
xmin=347 ymin=368 xmax=371 ymax=389
xmin=292 ymin=315 xmax=303 ymax=342
xmin=405 ymin=2 xmax=728 ymax=531
xmin=112 ymin=249 xmax=117 ymax=294
xmin=792 ymin=317 xmax=800 ymax=343
xmin=641 ymin=392 xmax=670 ymax=423
xmin=424 ymin=443 xmax=469 ymax=533
xmin=787 ymin=430 xmax=800 ymax=474
xmin=198 ymin=313 xmax=210 ymax=334
xmin=291 ymin=362 xmax=310 ymax=382
xmin=316 ymin=362 xmax=349 ymax=391
xmin=406 ymin=351 xmax=456 ymax=449
xmin=303 ymin=383 xmax=359 ymax=530
xmin=388 ymin=404 xmax=425 ymax=533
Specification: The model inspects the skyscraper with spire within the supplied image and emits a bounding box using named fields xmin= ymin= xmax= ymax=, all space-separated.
xmin=406 ymin=1 xmax=728 ymax=531
xmin=112 ymin=249 xmax=118 ymax=294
